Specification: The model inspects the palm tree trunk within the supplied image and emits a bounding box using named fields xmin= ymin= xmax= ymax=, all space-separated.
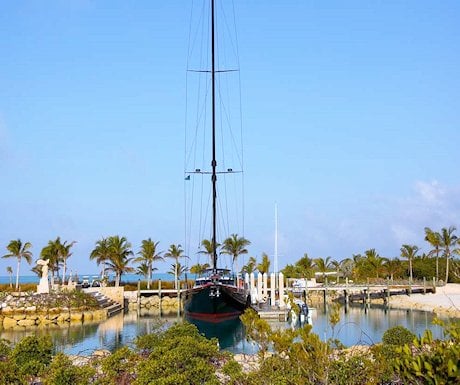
xmin=62 ymin=257 xmax=67 ymax=286
xmin=16 ymin=258 xmax=20 ymax=290
xmin=175 ymin=260 xmax=178 ymax=290
xmin=435 ymin=249 xmax=439 ymax=283
xmin=147 ymin=263 xmax=151 ymax=290
xmin=445 ymin=253 xmax=450 ymax=283
xmin=409 ymin=258 xmax=413 ymax=283
xmin=116 ymin=272 xmax=121 ymax=287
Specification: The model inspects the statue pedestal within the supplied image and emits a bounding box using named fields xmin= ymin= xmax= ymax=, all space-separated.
xmin=37 ymin=278 xmax=50 ymax=294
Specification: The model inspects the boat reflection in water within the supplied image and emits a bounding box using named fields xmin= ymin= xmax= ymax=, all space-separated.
xmin=185 ymin=314 xmax=248 ymax=351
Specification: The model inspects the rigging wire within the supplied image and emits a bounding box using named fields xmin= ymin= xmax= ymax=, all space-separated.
xmin=184 ymin=0 xmax=245 ymax=269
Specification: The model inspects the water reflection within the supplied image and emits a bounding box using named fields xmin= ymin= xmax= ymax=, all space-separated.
xmin=184 ymin=315 xmax=257 ymax=353
xmin=309 ymin=304 xmax=445 ymax=347
xmin=0 ymin=305 xmax=453 ymax=355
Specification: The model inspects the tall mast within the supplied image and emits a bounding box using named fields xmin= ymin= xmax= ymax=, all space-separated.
xmin=274 ymin=203 xmax=278 ymax=277
xmin=211 ymin=0 xmax=217 ymax=272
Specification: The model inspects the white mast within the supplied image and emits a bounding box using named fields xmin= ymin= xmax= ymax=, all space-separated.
xmin=274 ymin=202 xmax=278 ymax=276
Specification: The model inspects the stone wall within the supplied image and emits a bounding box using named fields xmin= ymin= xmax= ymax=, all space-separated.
xmin=0 ymin=308 xmax=108 ymax=329
xmin=125 ymin=293 xmax=180 ymax=311
xmin=85 ymin=287 xmax=125 ymax=306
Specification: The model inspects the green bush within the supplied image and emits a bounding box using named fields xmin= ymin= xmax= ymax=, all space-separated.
xmin=394 ymin=321 xmax=460 ymax=384
xmin=98 ymin=346 xmax=138 ymax=385
xmin=382 ymin=325 xmax=416 ymax=346
xmin=329 ymin=353 xmax=380 ymax=385
xmin=0 ymin=338 xmax=12 ymax=358
xmin=43 ymin=353 xmax=95 ymax=385
xmin=11 ymin=335 xmax=53 ymax=376
xmin=134 ymin=322 xmax=220 ymax=385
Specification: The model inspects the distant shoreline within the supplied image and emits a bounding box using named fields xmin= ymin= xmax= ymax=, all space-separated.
xmin=0 ymin=273 xmax=181 ymax=285
xmin=388 ymin=283 xmax=460 ymax=318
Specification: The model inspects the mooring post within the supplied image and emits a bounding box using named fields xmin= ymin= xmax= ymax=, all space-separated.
xmin=366 ymin=278 xmax=370 ymax=305
xmin=137 ymin=279 xmax=141 ymax=308
xmin=386 ymin=278 xmax=390 ymax=307
xmin=344 ymin=289 xmax=348 ymax=306
xmin=158 ymin=279 xmax=162 ymax=311
xmin=323 ymin=277 xmax=328 ymax=306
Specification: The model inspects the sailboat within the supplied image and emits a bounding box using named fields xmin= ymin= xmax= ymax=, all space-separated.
xmin=183 ymin=0 xmax=251 ymax=321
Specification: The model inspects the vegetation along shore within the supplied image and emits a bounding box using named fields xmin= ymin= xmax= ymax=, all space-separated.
xmin=1 ymin=226 xmax=459 ymax=383
xmin=0 ymin=310 xmax=459 ymax=384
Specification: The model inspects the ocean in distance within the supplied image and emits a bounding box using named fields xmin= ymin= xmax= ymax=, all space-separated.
xmin=0 ymin=273 xmax=180 ymax=285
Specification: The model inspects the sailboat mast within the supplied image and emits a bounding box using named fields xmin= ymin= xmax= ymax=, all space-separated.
xmin=211 ymin=0 xmax=218 ymax=272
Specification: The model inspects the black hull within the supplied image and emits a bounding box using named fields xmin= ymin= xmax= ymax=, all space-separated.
xmin=184 ymin=283 xmax=250 ymax=321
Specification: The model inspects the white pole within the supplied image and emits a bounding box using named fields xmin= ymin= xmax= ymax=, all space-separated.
xmin=274 ymin=203 xmax=278 ymax=277
xmin=279 ymin=272 xmax=285 ymax=308
xmin=270 ymin=272 xmax=276 ymax=307
xmin=263 ymin=273 xmax=268 ymax=298
xmin=257 ymin=273 xmax=263 ymax=304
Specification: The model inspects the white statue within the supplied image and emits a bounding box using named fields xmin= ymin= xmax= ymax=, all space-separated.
xmin=36 ymin=259 xmax=50 ymax=294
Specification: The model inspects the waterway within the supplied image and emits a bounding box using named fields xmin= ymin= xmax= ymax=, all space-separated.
xmin=0 ymin=304 xmax=451 ymax=355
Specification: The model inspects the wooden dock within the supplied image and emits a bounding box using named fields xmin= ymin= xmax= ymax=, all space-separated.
xmin=298 ymin=281 xmax=436 ymax=305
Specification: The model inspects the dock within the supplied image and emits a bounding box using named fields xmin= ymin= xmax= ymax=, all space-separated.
xmin=299 ymin=279 xmax=436 ymax=306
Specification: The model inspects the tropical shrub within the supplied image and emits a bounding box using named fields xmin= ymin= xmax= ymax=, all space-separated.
xmin=43 ymin=353 xmax=95 ymax=385
xmin=241 ymin=308 xmax=331 ymax=384
xmin=98 ymin=346 xmax=138 ymax=385
xmin=394 ymin=320 xmax=460 ymax=384
xmin=0 ymin=361 xmax=26 ymax=385
xmin=134 ymin=322 xmax=221 ymax=385
xmin=329 ymin=352 xmax=380 ymax=385
xmin=382 ymin=325 xmax=416 ymax=346
xmin=11 ymin=335 xmax=53 ymax=376
xmin=0 ymin=338 xmax=12 ymax=358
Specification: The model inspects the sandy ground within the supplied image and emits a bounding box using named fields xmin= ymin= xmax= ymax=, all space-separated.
xmin=389 ymin=283 xmax=460 ymax=318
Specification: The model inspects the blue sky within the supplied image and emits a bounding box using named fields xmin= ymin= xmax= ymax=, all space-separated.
xmin=1 ymin=0 xmax=459 ymax=276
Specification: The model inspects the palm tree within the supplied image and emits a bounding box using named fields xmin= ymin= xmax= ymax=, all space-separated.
xmin=257 ymin=253 xmax=271 ymax=275
xmin=105 ymin=236 xmax=134 ymax=287
xmin=338 ymin=258 xmax=354 ymax=280
xmin=424 ymin=227 xmax=442 ymax=283
xmin=168 ymin=262 xmax=188 ymax=281
xmin=439 ymin=226 xmax=458 ymax=283
xmin=294 ymin=253 xmax=315 ymax=278
xmin=364 ymin=249 xmax=386 ymax=279
xmin=383 ymin=258 xmax=403 ymax=281
xmin=136 ymin=262 xmax=150 ymax=281
xmin=90 ymin=237 xmax=111 ymax=278
xmin=198 ymin=239 xmax=220 ymax=265
xmin=241 ymin=256 xmax=257 ymax=275
xmin=313 ymin=256 xmax=333 ymax=280
xmin=2 ymin=239 xmax=33 ymax=290
xmin=60 ymin=240 xmax=76 ymax=285
xmin=400 ymin=244 xmax=419 ymax=283
xmin=40 ymin=238 xmax=63 ymax=282
xmin=190 ymin=263 xmax=210 ymax=276
xmin=6 ymin=266 xmax=13 ymax=288
xmin=221 ymin=234 xmax=251 ymax=274
xmin=135 ymin=238 xmax=163 ymax=289
xmin=164 ymin=244 xmax=186 ymax=290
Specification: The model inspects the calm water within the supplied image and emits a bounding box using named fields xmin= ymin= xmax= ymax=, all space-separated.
xmin=0 ymin=304 xmax=452 ymax=355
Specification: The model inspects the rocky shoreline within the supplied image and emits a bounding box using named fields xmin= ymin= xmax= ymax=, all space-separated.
xmin=0 ymin=292 xmax=107 ymax=329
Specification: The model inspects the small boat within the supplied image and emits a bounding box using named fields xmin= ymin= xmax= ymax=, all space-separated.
xmin=183 ymin=0 xmax=250 ymax=321
xmin=288 ymin=298 xmax=312 ymax=326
